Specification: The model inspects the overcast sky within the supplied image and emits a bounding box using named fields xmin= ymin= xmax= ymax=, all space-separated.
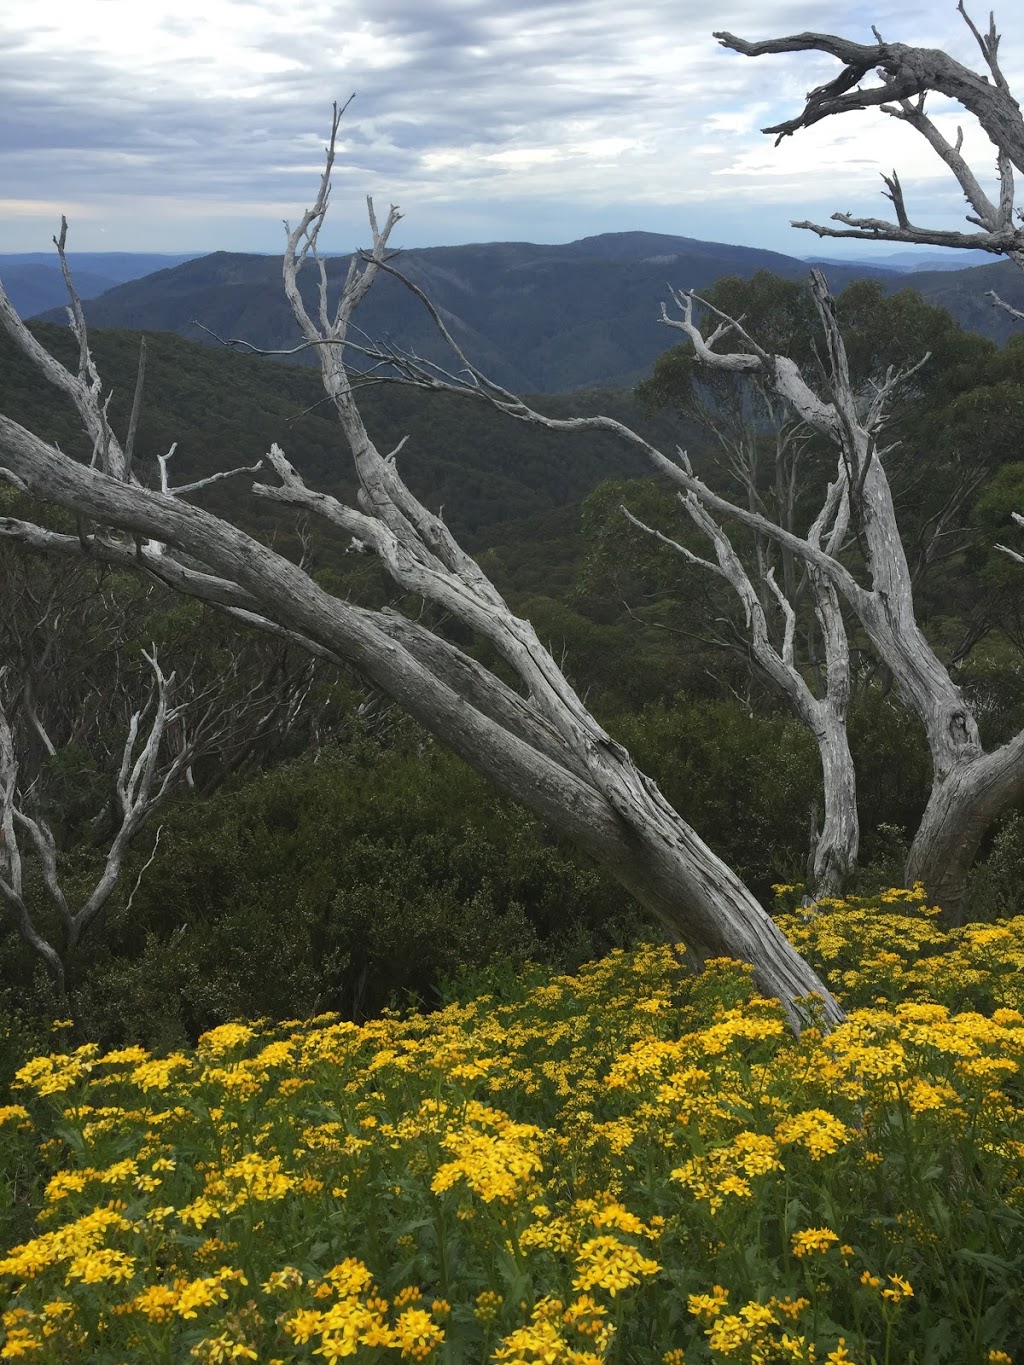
xmin=1 ymin=0 xmax=1021 ymax=258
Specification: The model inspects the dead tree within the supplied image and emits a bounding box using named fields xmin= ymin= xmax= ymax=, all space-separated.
xmin=713 ymin=6 xmax=1024 ymax=280
xmin=629 ymin=279 xmax=858 ymax=895
xmin=0 ymin=119 xmax=844 ymax=1029
xmin=625 ymin=472 xmax=858 ymax=896
xmin=0 ymin=649 xmax=195 ymax=996
xmin=702 ymin=4 xmax=1024 ymax=911
xmin=0 ymin=530 xmax=338 ymax=994
xmin=340 ymin=6 xmax=1024 ymax=922
xmin=359 ymin=215 xmax=1024 ymax=923
xmin=658 ymin=277 xmax=1024 ymax=922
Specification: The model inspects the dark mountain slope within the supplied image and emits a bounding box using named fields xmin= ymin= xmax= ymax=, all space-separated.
xmin=889 ymin=259 xmax=1024 ymax=345
xmin=36 ymin=233 xmax=901 ymax=394
xmin=0 ymin=322 xmax=693 ymax=547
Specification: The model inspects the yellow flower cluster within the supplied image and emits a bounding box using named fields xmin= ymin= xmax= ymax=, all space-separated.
xmin=431 ymin=1104 xmax=544 ymax=1204
xmin=280 ymin=1269 xmax=447 ymax=1361
xmin=492 ymin=1295 xmax=614 ymax=1364
xmin=777 ymin=884 xmax=1024 ymax=1014
xmin=791 ymin=1228 xmax=839 ymax=1258
xmin=0 ymin=912 xmax=1021 ymax=1362
xmin=571 ymin=1235 xmax=660 ymax=1296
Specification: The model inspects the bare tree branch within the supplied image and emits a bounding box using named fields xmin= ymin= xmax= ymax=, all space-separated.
xmin=995 ymin=510 xmax=1024 ymax=563
xmin=714 ymin=9 xmax=1024 ymax=267
xmin=0 ymin=137 xmax=846 ymax=1025
xmin=987 ymin=289 xmax=1024 ymax=321
xmin=714 ymin=19 xmax=1024 ymax=170
xmin=124 ymin=337 xmax=147 ymax=477
xmin=0 ymin=648 xmax=194 ymax=990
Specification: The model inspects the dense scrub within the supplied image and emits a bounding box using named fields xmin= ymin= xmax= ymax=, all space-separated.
xmin=0 ymin=728 xmax=645 ymax=1054
xmin=2 ymin=889 xmax=1022 ymax=1363
xmin=0 ymin=697 xmax=941 ymax=1058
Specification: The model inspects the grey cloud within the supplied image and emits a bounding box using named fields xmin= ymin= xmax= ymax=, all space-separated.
xmin=0 ymin=0 xmax=1017 ymax=251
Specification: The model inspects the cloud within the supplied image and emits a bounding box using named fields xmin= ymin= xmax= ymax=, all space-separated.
xmin=0 ymin=0 xmax=1020 ymax=252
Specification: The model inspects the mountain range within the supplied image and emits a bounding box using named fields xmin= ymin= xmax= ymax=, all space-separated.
xmin=0 ymin=252 xmax=199 ymax=317
xmin=17 ymin=232 xmax=1024 ymax=393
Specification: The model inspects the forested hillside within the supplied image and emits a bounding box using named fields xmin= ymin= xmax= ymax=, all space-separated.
xmin=0 ymin=322 xmax=691 ymax=547
xmin=32 ymin=233 xmax=1024 ymax=391
xmin=39 ymin=230 xmax=898 ymax=394
xmin=4 ymin=272 xmax=1024 ymax=1048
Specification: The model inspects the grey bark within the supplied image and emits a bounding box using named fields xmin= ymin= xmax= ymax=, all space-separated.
xmin=660 ymin=274 xmax=1024 ymax=920
xmin=714 ymin=9 xmax=1024 ymax=276
xmin=0 ymin=412 xmax=842 ymax=1026
xmin=371 ymin=257 xmax=1024 ymax=920
xmin=0 ymin=650 xmax=194 ymax=995
xmin=625 ymin=476 xmax=858 ymax=896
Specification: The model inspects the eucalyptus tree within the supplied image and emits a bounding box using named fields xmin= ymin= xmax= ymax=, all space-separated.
xmin=630 ymin=272 xmax=856 ymax=895
xmin=713 ymin=8 xmax=1024 ymax=281
xmin=0 ymin=539 xmax=323 ymax=996
xmin=626 ymin=274 xmax=1001 ymax=897
xmin=701 ymin=4 xmax=1024 ymax=913
xmin=621 ymin=444 xmax=859 ymax=897
xmin=1 ymin=645 xmax=200 ymax=997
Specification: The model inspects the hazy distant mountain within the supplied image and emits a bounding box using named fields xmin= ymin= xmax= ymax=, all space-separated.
xmin=0 ymin=264 xmax=119 ymax=318
xmin=31 ymin=233 xmax=1024 ymax=392
xmin=807 ymin=248 xmax=995 ymax=274
xmin=0 ymin=252 xmax=199 ymax=321
xmin=883 ymin=259 xmax=1024 ymax=343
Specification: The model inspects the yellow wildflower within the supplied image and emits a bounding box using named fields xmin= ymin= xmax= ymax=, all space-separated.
xmin=882 ymin=1274 xmax=914 ymax=1303
xmin=775 ymin=1109 xmax=851 ymax=1160
xmin=0 ymin=1326 xmax=43 ymax=1356
xmin=474 ymin=1290 xmax=503 ymax=1323
xmin=572 ymin=1235 xmax=659 ymax=1295
xmin=827 ymin=1341 xmax=856 ymax=1363
xmin=393 ymin=1307 xmax=445 ymax=1361
xmin=198 ymin=1023 xmax=256 ymax=1056
xmin=791 ymin=1227 xmax=840 ymax=1258
xmin=65 ymin=1249 xmax=136 ymax=1284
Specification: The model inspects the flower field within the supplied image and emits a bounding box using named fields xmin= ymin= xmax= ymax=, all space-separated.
xmin=2 ymin=887 xmax=1023 ymax=1363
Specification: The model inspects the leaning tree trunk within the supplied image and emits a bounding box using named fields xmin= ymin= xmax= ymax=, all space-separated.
xmin=0 ymin=414 xmax=845 ymax=1030
xmin=0 ymin=128 xmax=849 ymax=1032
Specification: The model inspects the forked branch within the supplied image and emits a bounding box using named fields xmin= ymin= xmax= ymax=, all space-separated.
xmin=715 ymin=7 xmax=1024 ymax=269
xmin=0 ymin=649 xmax=194 ymax=993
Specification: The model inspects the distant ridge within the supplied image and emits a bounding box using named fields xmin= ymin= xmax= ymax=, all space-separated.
xmin=0 ymin=252 xmax=199 ymax=318
xmin=31 ymin=234 xmax=1024 ymax=393
xmin=806 ymin=247 xmax=994 ymax=273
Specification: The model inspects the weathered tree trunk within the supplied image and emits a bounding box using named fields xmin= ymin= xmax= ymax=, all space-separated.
xmin=704 ymin=11 xmax=1024 ymax=913
xmin=646 ymin=274 xmax=1024 ymax=914
xmin=627 ymin=475 xmax=859 ymax=899
xmin=0 ymin=414 xmax=844 ymax=1029
xmin=0 ymin=639 xmax=247 ymax=989
xmin=907 ymin=737 xmax=1024 ymax=924
xmin=813 ymin=712 xmax=858 ymax=896
xmin=714 ymin=13 xmax=1024 ymax=271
